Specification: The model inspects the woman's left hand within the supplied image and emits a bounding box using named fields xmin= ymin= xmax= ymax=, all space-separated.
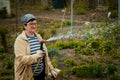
xmin=51 ymin=69 xmax=57 ymax=79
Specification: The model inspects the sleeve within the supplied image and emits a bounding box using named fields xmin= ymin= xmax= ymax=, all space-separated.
xmin=14 ymin=38 xmax=40 ymax=65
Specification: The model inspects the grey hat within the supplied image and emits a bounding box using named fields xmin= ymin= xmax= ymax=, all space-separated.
xmin=21 ymin=14 xmax=36 ymax=25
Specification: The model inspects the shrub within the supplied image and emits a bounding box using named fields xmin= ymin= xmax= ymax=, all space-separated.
xmin=51 ymin=58 xmax=58 ymax=68
xmin=0 ymin=45 xmax=4 ymax=52
xmin=0 ymin=69 xmax=13 ymax=76
xmin=0 ymin=76 xmax=13 ymax=80
xmin=58 ymin=70 xmax=68 ymax=78
xmin=100 ymin=24 xmax=120 ymax=45
xmin=56 ymin=39 xmax=84 ymax=50
xmin=55 ymin=40 xmax=69 ymax=49
xmin=0 ymin=26 xmax=10 ymax=52
xmin=89 ymin=63 xmax=104 ymax=78
xmin=82 ymin=32 xmax=93 ymax=41
xmin=50 ymin=21 xmax=61 ymax=28
xmin=111 ymin=48 xmax=120 ymax=58
xmin=110 ymin=10 xmax=118 ymax=18
xmin=64 ymin=58 xmax=77 ymax=67
xmin=78 ymin=55 xmax=97 ymax=63
xmin=70 ymin=64 xmax=90 ymax=77
xmin=42 ymin=6 xmax=52 ymax=10
xmin=0 ymin=53 xmax=6 ymax=60
xmin=75 ymin=8 xmax=87 ymax=15
xmin=74 ymin=0 xmax=89 ymax=15
xmin=69 ymin=39 xmax=84 ymax=49
xmin=110 ymin=72 xmax=120 ymax=80
xmin=48 ymin=46 xmax=59 ymax=58
xmin=81 ymin=47 xmax=94 ymax=55
xmin=107 ymin=63 xmax=117 ymax=74
xmin=99 ymin=40 xmax=116 ymax=54
xmin=70 ymin=63 xmax=109 ymax=78
xmin=75 ymin=38 xmax=100 ymax=55
xmin=3 ymin=58 xmax=14 ymax=69
xmin=64 ymin=20 xmax=71 ymax=26
xmin=86 ymin=38 xmax=102 ymax=52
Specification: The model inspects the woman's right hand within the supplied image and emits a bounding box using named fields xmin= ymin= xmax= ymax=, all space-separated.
xmin=36 ymin=50 xmax=46 ymax=58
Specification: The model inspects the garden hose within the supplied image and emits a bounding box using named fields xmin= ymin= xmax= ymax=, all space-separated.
xmin=30 ymin=40 xmax=56 ymax=80
xmin=30 ymin=41 xmax=44 ymax=80
xmin=30 ymin=58 xmax=41 ymax=80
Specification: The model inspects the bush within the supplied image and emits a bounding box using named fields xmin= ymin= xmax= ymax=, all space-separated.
xmin=110 ymin=10 xmax=118 ymax=18
xmin=48 ymin=46 xmax=59 ymax=58
xmin=55 ymin=40 xmax=70 ymax=49
xmin=50 ymin=21 xmax=61 ymax=28
xmin=74 ymin=0 xmax=89 ymax=15
xmin=0 ymin=26 xmax=10 ymax=52
xmin=0 ymin=76 xmax=13 ymax=80
xmin=86 ymin=38 xmax=102 ymax=52
xmin=0 ymin=45 xmax=4 ymax=52
xmin=82 ymin=47 xmax=95 ymax=55
xmin=0 ymin=53 xmax=6 ymax=60
xmin=82 ymin=32 xmax=93 ymax=41
xmin=99 ymin=40 xmax=116 ymax=54
xmin=69 ymin=39 xmax=84 ymax=49
xmin=64 ymin=20 xmax=71 ymax=26
xmin=56 ymin=39 xmax=84 ymax=50
xmin=89 ymin=63 xmax=105 ymax=78
xmin=110 ymin=72 xmax=120 ymax=80
xmin=58 ymin=70 xmax=68 ymax=78
xmin=111 ymin=47 xmax=120 ymax=58
xmin=51 ymin=58 xmax=58 ymax=68
xmin=64 ymin=58 xmax=77 ymax=67
xmin=107 ymin=63 xmax=117 ymax=74
xmin=75 ymin=8 xmax=87 ymax=15
xmin=101 ymin=24 xmax=120 ymax=44
xmin=0 ymin=69 xmax=13 ymax=76
xmin=70 ymin=63 xmax=110 ymax=78
xmin=75 ymin=38 xmax=102 ymax=55
xmin=3 ymin=58 xmax=14 ymax=69
xmin=70 ymin=64 xmax=90 ymax=77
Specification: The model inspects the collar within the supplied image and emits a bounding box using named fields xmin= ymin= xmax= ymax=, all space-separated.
xmin=20 ymin=31 xmax=42 ymax=41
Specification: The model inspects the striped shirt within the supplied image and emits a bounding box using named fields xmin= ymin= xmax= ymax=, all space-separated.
xmin=27 ymin=35 xmax=44 ymax=76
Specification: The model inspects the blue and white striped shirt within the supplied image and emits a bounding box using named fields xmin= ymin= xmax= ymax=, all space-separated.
xmin=27 ymin=35 xmax=44 ymax=76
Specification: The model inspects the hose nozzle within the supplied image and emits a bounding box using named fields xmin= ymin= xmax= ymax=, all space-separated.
xmin=40 ymin=39 xmax=46 ymax=43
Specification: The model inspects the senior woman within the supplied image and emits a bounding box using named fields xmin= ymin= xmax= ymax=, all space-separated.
xmin=14 ymin=14 xmax=57 ymax=80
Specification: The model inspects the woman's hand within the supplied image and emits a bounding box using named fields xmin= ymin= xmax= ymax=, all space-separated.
xmin=36 ymin=50 xmax=46 ymax=57
xmin=51 ymin=69 xmax=57 ymax=79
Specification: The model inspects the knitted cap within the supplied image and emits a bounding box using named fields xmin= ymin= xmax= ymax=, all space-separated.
xmin=21 ymin=14 xmax=36 ymax=25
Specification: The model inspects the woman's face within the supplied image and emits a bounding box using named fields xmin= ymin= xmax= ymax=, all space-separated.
xmin=24 ymin=20 xmax=37 ymax=34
